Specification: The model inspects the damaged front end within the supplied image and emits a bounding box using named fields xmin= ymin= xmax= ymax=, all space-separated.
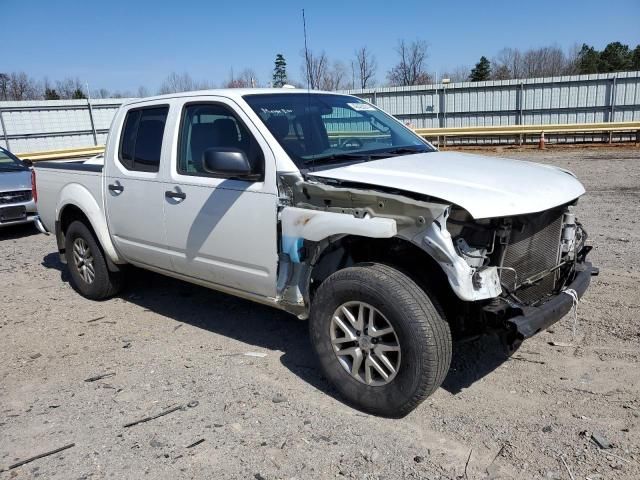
xmin=274 ymin=171 xmax=595 ymax=343
xmin=274 ymin=172 xmax=510 ymax=317
xmin=446 ymin=205 xmax=595 ymax=342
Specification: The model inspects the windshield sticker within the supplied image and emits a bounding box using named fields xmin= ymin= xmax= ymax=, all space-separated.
xmin=261 ymin=108 xmax=293 ymax=116
xmin=347 ymin=102 xmax=376 ymax=111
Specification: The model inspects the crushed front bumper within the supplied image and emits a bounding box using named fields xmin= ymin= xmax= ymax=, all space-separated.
xmin=507 ymin=261 xmax=595 ymax=340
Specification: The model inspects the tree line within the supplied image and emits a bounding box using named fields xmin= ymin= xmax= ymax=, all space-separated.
xmin=467 ymin=42 xmax=640 ymax=82
xmin=2 ymin=41 xmax=639 ymax=101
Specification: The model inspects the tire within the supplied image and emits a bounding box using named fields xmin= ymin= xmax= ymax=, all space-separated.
xmin=64 ymin=220 xmax=123 ymax=300
xmin=309 ymin=263 xmax=452 ymax=418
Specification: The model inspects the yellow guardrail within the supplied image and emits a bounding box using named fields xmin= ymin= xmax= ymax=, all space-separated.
xmin=17 ymin=146 xmax=105 ymax=161
xmin=14 ymin=121 xmax=640 ymax=160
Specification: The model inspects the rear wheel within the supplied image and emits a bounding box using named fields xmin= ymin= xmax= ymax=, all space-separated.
xmin=309 ymin=263 xmax=452 ymax=417
xmin=65 ymin=220 xmax=123 ymax=300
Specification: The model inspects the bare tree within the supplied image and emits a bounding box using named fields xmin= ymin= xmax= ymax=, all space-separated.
xmin=387 ymin=39 xmax=431 ymax=86
xmin=92 ymin=88 xmax=111 ymax=99
xmin=7 ymin=72 xmax=41 ymax=100
xmin=520 ymin=46 xmax=567 ymax=77
xmin=240 ymin=68 xmax=258 ymax=88
xmin=225 ymin=68 xmax=258 ymax=88
xmin=158 ymin=72 xmax=195 ymax=94
xmin=55 ymin=77 xmax=85 ymax=99
xmin=491 ymin=64 xmax=512 ymax=80
xmin=441 ymin=66 xmax=470 ymax=83
xmin=301 ymin=49 xmax=329 ymax=89
xmin=492 ymin=48 xmax=523 ymax=80
xmin=320 ymin=61 xmax=348 ymax=91
xmin=355 ymin=46 xmax=377 ymax=89
xmin=136 ymin=86 xmax=149 ymax=98
xmin=0 ymin=73 xmax=10 ymax=100
xmin=111 ymin=90 xmax=134 ymax=98
xmin=493 ymin=46 xmax=576 ymax=80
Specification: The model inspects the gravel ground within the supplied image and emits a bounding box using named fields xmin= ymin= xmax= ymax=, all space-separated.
xmin=1 ymin=146 xmax=639 ymax=479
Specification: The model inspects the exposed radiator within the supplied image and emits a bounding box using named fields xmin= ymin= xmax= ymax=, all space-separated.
xmin=501 ymin=209 xmax=564 ymax=305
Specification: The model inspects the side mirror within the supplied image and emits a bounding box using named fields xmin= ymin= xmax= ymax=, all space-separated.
xmin=202 ymin=148 xmax=253 ymax=178
xmin=22 ymin=159 xmax=33 ymax=167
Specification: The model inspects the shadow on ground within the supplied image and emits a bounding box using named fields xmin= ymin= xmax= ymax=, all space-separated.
xmin=443 ymin=334 xmax=515 ymax=394
xmin=0 ymin=223 xmax=39 ymax=240
xmin=42 ymin=254 xmax=514 ymax=409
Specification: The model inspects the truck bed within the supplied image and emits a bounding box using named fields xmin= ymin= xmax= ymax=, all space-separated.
xmin=33 ymin=160 xmax=104 ymax=233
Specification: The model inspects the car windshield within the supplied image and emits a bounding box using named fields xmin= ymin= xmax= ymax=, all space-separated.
xmin=0 ymin=148 xmax=28 ymax=171
xmin=243 ymin=93 xmax=434 ymax=169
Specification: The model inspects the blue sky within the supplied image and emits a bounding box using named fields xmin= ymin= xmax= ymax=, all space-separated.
xmin=3 ymin=0 xmax=639 ymax=93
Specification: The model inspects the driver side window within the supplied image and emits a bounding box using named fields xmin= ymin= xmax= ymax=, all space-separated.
xmin=178 ymin=103 xmax=263 ymax=178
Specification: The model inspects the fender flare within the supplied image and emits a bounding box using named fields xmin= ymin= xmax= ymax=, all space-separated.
xmin=56 ymin=183 xmax=123 ymax=264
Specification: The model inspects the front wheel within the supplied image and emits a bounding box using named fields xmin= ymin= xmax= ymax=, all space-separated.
xmin=309 ymin=263 xmax=452 ymax=417
xmin=64 ymin=220 xmax=123 ymax=300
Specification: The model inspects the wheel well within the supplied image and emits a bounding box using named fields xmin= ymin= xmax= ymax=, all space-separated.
xmin=60 ymin=205 xmax=92 ymax=237
xmin=57 ymin=205 xmax=99 ymax=260
xmin=309 ymin=235 xmax=467 ymax=332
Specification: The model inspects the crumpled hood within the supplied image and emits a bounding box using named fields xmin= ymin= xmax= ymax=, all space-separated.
xmin=0 ymin=170 xmax=31 ymax=192
xmin=308 ymin=151 xmax=585 ymax=219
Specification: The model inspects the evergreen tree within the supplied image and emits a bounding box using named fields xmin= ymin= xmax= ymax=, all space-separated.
xmin=272 ymin=54 xmax=287 ymax=87
xmin=599 ymin=42 xmax=632 ymax=72
xmin=44 ymin=88 xmax=60 ymax=100
xmin=577 ymin=44 xmax=600 ymax=74
xmin=71 ymin=88 xmax=86 ymax=99
xmin=632 ymin=45 xmax=640 ymax=70
xmin=469 ymin=56 xmax=491 ymax=81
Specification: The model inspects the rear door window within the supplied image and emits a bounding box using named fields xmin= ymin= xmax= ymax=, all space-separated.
xmin=118 ymin=106 xmax=169 ymax=172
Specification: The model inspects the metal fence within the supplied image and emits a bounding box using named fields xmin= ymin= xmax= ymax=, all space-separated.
xmin=344 ymin=71 xmax=640 ymax=127
xmin=344 ymin=71 xmax=640 ymax=144
xmin=0 ymin=98 xmax=131 ymax=152
xmin=1 ymin=71 xmax=639 ymax=152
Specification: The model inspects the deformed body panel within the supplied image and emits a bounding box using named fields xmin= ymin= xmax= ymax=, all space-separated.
xmin=275 ymin=172 xmax=506 ymax=316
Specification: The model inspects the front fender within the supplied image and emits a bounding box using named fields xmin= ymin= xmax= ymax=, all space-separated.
xmin=280 ymin=206 xmax=397 ymax=261
xmin=56 ymin=183 xmax=123 ymax=264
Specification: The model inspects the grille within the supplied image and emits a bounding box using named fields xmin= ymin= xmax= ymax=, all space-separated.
xmin=501 ymin=209 xmax=564 ymax=305
xmin=0 ymin=190 xmax=32 ymax=205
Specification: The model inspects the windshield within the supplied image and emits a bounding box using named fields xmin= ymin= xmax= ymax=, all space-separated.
xmin=0 ymin=148 xmax=28 ymax=171
xmin=243 ymin=93 xmax=434 ymax=169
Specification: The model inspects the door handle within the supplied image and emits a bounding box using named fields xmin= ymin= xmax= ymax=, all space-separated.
xmin=165 ymin=190 xmax=186 ymax=200
xmin=108 ymin=183 xmax=124 ymax=194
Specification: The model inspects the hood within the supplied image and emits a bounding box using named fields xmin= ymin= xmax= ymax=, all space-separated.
xmin=0 ymin=169 xmax=31 ymax=192
xmin=308 ymin=151 xmax=585 ymax=219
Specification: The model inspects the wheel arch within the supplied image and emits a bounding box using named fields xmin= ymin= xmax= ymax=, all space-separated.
xmin=307 ymin=235 xmax=463 ymax=325
xmin=55 ymin=184 xmax=123 ymax=266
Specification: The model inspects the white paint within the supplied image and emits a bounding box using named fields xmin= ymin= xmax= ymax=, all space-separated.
xmin=309 ymin=151 xmax=586 ymax=219
xmin=417 ymin=211 xmax=502 ymax=301
xmin=280 ymin=207 xmax=397 ymax=242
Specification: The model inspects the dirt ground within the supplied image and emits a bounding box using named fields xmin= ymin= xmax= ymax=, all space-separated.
xmin=1 ymin=146 xmax=639 ymax=479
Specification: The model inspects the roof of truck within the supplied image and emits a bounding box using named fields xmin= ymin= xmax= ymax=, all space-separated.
xmin=122 ymin=88 xmax=352 ymax=106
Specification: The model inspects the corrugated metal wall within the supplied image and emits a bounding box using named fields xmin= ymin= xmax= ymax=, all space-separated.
xmin=1 ymin=71 xmax=639 ymax=152
xmin=343 ymin=71 xmax=640 ymax=129
xmin=0 ymin=99 xmax=130 ymax=152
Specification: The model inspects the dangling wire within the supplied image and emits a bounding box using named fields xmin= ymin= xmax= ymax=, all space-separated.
xmin=563 ymin=288 xmax=579 ymax=338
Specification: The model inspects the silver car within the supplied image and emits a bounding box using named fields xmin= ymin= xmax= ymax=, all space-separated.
xmin=0 ymin=146 xmax=37 ymax=228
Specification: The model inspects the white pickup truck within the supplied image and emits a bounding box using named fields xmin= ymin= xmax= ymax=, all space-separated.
xmin=33 ymin=89 xmax=595 ymax=417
